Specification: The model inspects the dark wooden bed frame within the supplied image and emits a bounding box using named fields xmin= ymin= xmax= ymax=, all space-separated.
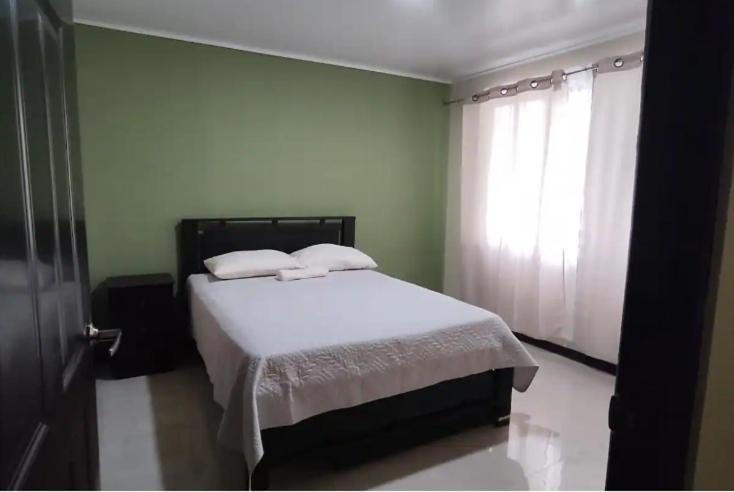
xmin=177 ymin=216 xmax=514 ymax=489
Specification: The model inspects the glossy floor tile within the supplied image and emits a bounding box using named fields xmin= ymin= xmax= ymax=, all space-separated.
xmin=97 ymin=345 xmax=614 ymax=490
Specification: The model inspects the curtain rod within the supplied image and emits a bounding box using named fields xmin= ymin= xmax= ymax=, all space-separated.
xmin=444 ymin=50 xmax=644 ymax=106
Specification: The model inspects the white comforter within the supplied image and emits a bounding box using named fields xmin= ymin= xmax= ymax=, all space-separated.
xmin=188 ymin=270 xmax=538 ymax=472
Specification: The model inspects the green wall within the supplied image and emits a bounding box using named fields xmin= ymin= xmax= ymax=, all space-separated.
xmin=74 ymin=26 xmax=449 ymax=290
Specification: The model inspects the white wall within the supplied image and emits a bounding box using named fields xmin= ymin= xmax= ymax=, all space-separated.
xmin=443 ymin=33 xmax=646 ymax=294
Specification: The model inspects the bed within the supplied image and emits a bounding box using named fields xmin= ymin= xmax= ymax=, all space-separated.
xmin=177 ymin=216 xmax=538 ymax=489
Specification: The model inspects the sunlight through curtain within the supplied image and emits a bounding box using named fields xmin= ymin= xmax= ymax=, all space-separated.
xmin=455 ymin=67 xmax=642 ymax=363
xmin=459 ymin=71 xmax=593 ymax=346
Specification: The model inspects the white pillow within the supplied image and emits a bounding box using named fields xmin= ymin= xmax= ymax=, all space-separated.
xmin=291 ymin=243 xmax=377 ymax=271
xmin=204 ymin=250 xmax=303 ymax=280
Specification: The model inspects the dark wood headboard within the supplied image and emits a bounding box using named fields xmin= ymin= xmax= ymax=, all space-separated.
xmin=176 ymin=216 xmax=355 ymax=292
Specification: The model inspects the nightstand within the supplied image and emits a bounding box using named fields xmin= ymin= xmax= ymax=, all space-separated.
xmin=105 ymin=273 xmax=177 ymax=378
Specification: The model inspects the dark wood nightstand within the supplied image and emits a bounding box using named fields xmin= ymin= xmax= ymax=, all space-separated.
xmin=106 ymin=273 xmax=177 ymax=378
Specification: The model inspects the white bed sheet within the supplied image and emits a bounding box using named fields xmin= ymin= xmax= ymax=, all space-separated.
xmin=188 ymin=270 xmax=538 ymax=473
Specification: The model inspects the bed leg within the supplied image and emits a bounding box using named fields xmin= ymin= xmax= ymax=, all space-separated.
xmin=492 ymin=368 xmax=513 ymax=427
xmin=248 ymin=459 xmax=270 ymax=490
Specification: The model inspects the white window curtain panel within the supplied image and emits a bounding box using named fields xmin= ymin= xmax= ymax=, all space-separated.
xmin=453 ymin=66 xmax=642 ymax=364
xmin=573 ymin=67 xmax=643 ymax=363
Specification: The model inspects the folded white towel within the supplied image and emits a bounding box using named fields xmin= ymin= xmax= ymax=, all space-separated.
xmin=275 ymin=266 xmax=329 ymax=281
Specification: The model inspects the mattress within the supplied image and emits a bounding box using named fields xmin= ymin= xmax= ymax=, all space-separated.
xmin=188 ymin=270 xmax=538 ymax=472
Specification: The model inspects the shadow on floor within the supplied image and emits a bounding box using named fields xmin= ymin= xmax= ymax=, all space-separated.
xmin=269 ymin=424 xmax=529 ymax=490
xmin=146 ymin=358 xmax=246 ymax=490
xmin=143 ymin=359 xmax=529 ymax=490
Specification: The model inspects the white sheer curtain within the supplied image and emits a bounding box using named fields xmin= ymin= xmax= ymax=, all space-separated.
xmin=454 ymin=67 xmax=642 ymax=363
xmin=574 ymin=67 xmax=643 ymax=363
xmin=459 ymin=71 xmax=593 ymax=344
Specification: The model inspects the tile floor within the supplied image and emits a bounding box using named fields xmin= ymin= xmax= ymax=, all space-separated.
xmin=96 ymin=345 xmax=614 ymax=490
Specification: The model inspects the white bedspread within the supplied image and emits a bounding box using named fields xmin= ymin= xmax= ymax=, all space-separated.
xmin=188 ymin=270 xmax=538 ymax=472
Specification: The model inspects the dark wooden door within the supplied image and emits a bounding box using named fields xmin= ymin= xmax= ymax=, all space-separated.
xmin=606 ymin=0 xmax=734 ymax=489
xmin=1 ymin=0 xmax=98 ymax=489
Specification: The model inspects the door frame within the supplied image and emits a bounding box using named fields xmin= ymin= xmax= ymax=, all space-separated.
xmin=606 ymin=0 xmax=734 ymax=489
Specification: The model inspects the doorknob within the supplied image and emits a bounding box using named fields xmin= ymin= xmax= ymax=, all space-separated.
xmin=85 ymin=324 xmax=119 ymax=341
xmin=85 ymin=324 xmax=100 ymax=340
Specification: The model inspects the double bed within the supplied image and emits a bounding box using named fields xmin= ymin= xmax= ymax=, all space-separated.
xmin=177 ymin=216 xmax=538 ymax=488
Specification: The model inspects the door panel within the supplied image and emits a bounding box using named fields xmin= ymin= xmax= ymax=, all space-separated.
xmin=16 ymin=0 xmax=64 ymax=410
xmin=25 ymin=353 xmax=96 ymax=491
xmin=55 ymin=20 xmax=99 ymax=484
xmin=39 ymin=7 xmax=84 ymax=375
xmin=1 ymin=0 xmax=98 ymax=489
xmin=59 ymin=26 xmax=91 ymax=325
xmin=0 ymin=1 xmax=45 ymax=486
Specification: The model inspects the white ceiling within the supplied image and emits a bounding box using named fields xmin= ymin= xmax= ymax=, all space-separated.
xmin=73 ymin=0 xmax=647 ymax=83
